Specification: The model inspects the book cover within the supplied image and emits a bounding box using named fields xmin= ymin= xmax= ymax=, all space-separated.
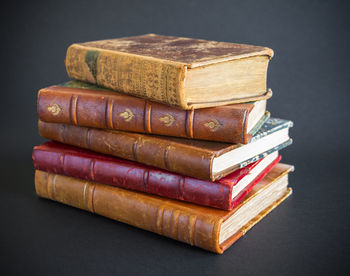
xmin=37 ymin=80 xmax=271 ymax=144
xmin=65 ymin=34 xmax=273 ymax=109
xmin=34 ymin=163 xmax=293 ymax=253
xmin=38 ymin=118 xmax=293 ymax=181
xmin=33 ymin=141 xmax=281 ymax=210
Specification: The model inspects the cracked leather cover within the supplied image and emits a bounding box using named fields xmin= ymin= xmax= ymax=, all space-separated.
xmin=65 ymin=34 xmax=273 ymax=109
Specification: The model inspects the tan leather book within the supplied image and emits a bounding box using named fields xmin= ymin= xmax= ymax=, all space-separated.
xmin=65 ymin=34 xmax=273 ymax=109
xmin=38 ymin=80 xmax=271 ymax=144
xmin=35 ymin=163 xmax=293 ymax=253
xmin=38 ymin=118 xmax=293 ymax=181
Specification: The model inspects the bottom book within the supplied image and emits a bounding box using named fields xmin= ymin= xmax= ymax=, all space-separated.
xmin=35 ymin=163 xmax=293 ymax=254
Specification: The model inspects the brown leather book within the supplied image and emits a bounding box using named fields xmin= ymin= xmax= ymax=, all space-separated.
xmin=38 ymin=118 xmax=293 ymax=181
xmin=65 ymin=34 xmax=273 ymax=109
xmin=38 ymin=81 xmax=270 ymax=144
xmin=35 ymin=163 xmax=293 ymax=253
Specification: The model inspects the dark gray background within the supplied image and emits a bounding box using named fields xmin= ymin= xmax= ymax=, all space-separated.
xmin=1 ymin=0 xmax=349 ymax=275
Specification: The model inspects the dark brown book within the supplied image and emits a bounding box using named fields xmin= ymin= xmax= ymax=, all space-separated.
xmin=38 ymin=118 xmax=293 ymax=181
xmin=65 ymin=34 xmax=274 ymax=109
xmin=38 ymin=81 xmax=270 ymax=144
xmin=35 ymin=163 xmax=293 ymax=253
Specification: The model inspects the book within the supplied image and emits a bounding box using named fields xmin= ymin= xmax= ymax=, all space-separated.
xmin=34 ymin=163 xmax=293 ymax=253
xmin=37 ymin=80 xmax=271 ymax=144
xmin=38 ymin=117 xmax=292 ymax=181
xmin=32 ymin=141 xmax=281 ymax=210
xmin=65 ymin=34 xmax=273 ymax=109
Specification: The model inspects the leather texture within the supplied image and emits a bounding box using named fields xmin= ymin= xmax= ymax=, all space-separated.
xmin=65 ymin=34 xmax=273 ymax=109
xmin=38 ymin=120 xmax=238 ymax=181
xmin=34 ymin=163 xmax=293 ymax=253
xmin=38 ymin=120 xmax=292 ymax=181
xmin=32 ymin=141 xmax=281 ymax=210
xmin=79 ymin=33 xmax=274 ymax=67
xmin=37 ymin=83 xmax=268 ymax=144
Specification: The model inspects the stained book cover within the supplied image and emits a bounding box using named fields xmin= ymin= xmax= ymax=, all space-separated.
xmin=65 ymin=34 xmax=273 ymax=109
xmin=37 ymin=80 xmax=271 ymax=144
xmin=35 ymin=163 xmax=293 ymax=253
xmin=38 ymin=118 xmax=293 ymax=181
xmin=33 ymin=141 xmax=281 ymax=210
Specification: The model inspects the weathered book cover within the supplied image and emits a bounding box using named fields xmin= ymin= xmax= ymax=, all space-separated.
xmin=65 ymin=34 xmax=273 ymax=109
xmin=38 ymin=118 xmax=293 ymax=181
xmin=32 ymin=141 xmax=281 ymax=210
xmin=37 ymin=80 xmax=270 ymax=144
xmin=35 ymin=163 xmax=293 ymax=253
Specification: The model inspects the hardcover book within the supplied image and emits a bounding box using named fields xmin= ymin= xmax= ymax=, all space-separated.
xmin=65 ymin=34 xmax=274 ymax=109
xmin=35 ymin=163 xmax=294 ymax=253
xmin=38 ymin=118 xmax=293 ymax=181
xmin=33 ymin=141 xmax=281 ymax=210
xmin=37 ymin=81 xmax=271 ymax=144
xmin=38 ymin=118 xmax=292 ymax=181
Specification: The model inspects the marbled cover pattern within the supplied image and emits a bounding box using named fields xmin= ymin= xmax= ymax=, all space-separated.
xmin=234 ymin=118 xmax=293 ymax=170
xmin=250 ymin=118 xmax=293 ymax=143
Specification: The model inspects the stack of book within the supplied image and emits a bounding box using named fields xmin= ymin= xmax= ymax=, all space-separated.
xmin=32 ymin=34 xmax=293 ymax=254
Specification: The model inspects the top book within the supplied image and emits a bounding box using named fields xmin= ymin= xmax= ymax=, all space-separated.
xmin=65 ymin=34 xmax=273 ymax=109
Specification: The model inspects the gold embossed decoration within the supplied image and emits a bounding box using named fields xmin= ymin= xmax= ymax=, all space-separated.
xmin=159 ymin=113 xmax=175 ymax=126
xmin=204 ymin=119 xmax=221 ymax=132
xmin=119 ymin=108 xmax=134 ymax=122
xmin=47 ymin=104 xmax=62 ymax=116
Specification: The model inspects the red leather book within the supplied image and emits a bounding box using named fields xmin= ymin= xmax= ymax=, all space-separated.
xmin=32 ymin=141 xmax=281 ymax=210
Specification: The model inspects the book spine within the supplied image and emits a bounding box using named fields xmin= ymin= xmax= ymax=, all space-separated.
xmin=37 ymin=86 xmax=251 ymax=144
xmin=35 ymin=170 xmax=222 ymax=253
xmin=65 ymin=44 xmax=188 ymax=109
xmin=32 ymin=146 xmax=232 ymax=209
xmin=38 ymin=121 xmax=213 ymax=180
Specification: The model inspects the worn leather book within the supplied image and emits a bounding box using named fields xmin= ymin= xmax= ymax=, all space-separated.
xmin=37 ymin=81 xmax=271 ymax=144
xmin=35 ymin=163 xmax=293 ymax=253
xmin=38 ymin=118 xmax=293 ymax=181
xmin=65 ymin=34 xmax=273 ymax=109
xmin=32 ymin=141 xmax=281 ymax=210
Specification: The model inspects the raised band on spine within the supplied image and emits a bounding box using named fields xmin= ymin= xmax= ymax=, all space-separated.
xmin=185 ymin=109 xmax=194 ymax=138
xmin=164 ymin=145 xmax=171 ymax=170
xmin=132 ymin=139 xmax=138 ymax=161
xmin=144 ymin=101 xmax=152 ymax=133
xmin=241 ymin=110 xmax=248 ymax=143
xmin=70 ymin=95 xmax=79 ymax=125
xmin=105 ymin=97 xmax=114 ymax=129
